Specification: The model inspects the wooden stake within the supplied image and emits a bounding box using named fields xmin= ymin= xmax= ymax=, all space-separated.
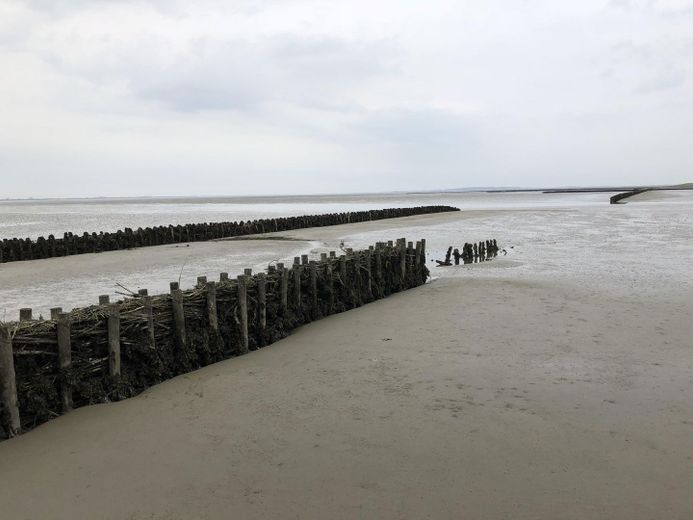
xmin=278 ymin=263 xmax=288 ymax=312
xmin=171 ymin=288 xmax=187 ymax=352
xmin=56 ymin=312 xmax=73 ymax=412
xmin=309 ymin=261 xmax=318 ymax=319
xmin=237 ymin=275 xmax=249 ymax=354
xmin=293 ymin=265 xmax=302 ymax=309
xmin=98 ymin=295 xmax=110 ymax=305
xmin=50 ymin=307 xmax=63 ymax=320
xmin=0 ymin=324 xmax=20 ymax=437
xmin=19 ymin=308 xmax=32 ymax=322
xmin=205 ymin=282 xmax=222 ymax=355
xmin=143 ymin=295 xmax=156 ymax=351
xmin=107 ymin=304 xmax=121 ymax=378
xmin=257 ymin=274 xmax=267 ymax=346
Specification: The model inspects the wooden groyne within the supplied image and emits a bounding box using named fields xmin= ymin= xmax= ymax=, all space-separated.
xmin=0 ymin=206 xmax=458 ymax=263
xmin=435 ymin=239 xmax=499 ymax=266
xmin=609 ymin=189 xmax=650 ymax=204
xmin=0 ymin=239 xmax=428 ymax=438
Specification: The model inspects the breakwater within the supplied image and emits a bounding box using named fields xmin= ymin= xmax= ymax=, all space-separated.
xmin=609 ymin=189 xmax=650 ymax=204
xmin=0 ymin=239 xmax=428 ymax=438
xmin=435 ymin=240 xmax=499 ymax=265
xmin=0 ymin=206 xmax=458 ymax=263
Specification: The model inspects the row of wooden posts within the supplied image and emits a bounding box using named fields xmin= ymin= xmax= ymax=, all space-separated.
xmin=0 ymin=206 xmax=457 ymax=263
xmin=436 ymin=239 xmax=499 ymax=266
xmin=0 ymin=238 xmax=427 ymax=438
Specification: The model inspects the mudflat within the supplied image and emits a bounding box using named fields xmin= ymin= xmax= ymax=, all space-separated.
xmin=1 ymin=194 xmax=691 ymax=519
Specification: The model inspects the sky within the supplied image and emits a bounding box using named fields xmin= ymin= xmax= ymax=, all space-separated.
xmin=1 ymin=0 xmax=692 ymax=198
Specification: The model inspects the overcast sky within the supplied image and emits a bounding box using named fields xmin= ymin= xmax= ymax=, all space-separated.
xmin=1 ymin=0 xmax=692 ymax=198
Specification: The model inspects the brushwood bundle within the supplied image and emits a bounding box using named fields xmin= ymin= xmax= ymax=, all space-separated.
xmin=0 ymin=239 xmax=428 ymax=439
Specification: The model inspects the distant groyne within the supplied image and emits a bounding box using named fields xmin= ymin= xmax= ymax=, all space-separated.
xmin=609 ymin=189 xmax=650 ymax=204
xmin=0 ymin=206 xmax=458 ymax=263
xmin=0 ymin=239 xmax=428 ymax=438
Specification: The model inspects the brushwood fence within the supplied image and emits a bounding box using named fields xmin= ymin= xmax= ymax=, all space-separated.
xmin=0 ymin=206 xmax=457 ymax=263
xmin=0 ymin=239 xmax=428 ymax=438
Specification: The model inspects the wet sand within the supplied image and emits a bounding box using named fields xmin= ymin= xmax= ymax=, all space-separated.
xmin=1 ymin=194 xmax=692 ymax=519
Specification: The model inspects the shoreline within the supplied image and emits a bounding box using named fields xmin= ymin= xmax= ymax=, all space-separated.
xmin=0 ymin=273 xmax=690 ymax=519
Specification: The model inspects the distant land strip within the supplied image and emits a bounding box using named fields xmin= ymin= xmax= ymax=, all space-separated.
xmin=0 ymin=206 xmax=459 ymax=264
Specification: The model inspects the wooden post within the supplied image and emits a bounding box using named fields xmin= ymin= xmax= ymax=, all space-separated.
xmin=0 ymin=324 xmax=20 ymax=437
xmin=278 ymin=263 xmax=288 ymax=312
xmin=244 ymin=268 xmax=252 ymax=276
xmin=171 ymin=288 xmax=187 ymax=353
xmin=340 ymin=255 xmax=348 ymax=307
xmin=421 ymin=238 xmax=426 ymax=267
xmin=320 ymin=253 xmax=328 ymax=262
xmin=50 ymin=307 xmax=63 ymax=320
xmin=138 ymin=289 xmax=148 ymax=296
xmin=353 ymin=255 xmax=362 ymax=306
xmin=309 ymin=261 xmax=318 ymax=319
xmin=237 ymin=275 xmax=249 ymax=354
xmin=143 ymin=295 xmax=156 ymax=351
xmin=375 ymin=246 xmax=383 ymax=296
xmin=329 ymin=251 xmax=336 ymax=258
xmin=415 ymin=241 xmax=422 ymax=268
xmin=293 ymin=265 xmax=302 ymax=310
xmin=220 ymin=272 xmax=229 ymax=282
xmin=257 ymin=274 xmax=267 ymax=346
xmin=107 ymin=304 xmax=121 ymax=378
xmin=169 ymin=281 xmax=180 ymax=292
xmin=399 ymin=238 xmax=407 ymax=286
xmin=326 ymin=261 xmax=334 ymax=314
xmin=301 ymin=254 xmax=308 ymax=266
xmin=99 ymin=295 xmax=110 ymax=305
xmin=19 ymin=308 xmax=32 ymax=322
xmin=205 ymin=282 xmax=222 ymax=356
xmin=56 ymin=312 xmax=73 ymax=412
xmin=197 ymin=276 xmax=207 ymax=287
xmin=366 ymin=249 xmax=373 ymax=299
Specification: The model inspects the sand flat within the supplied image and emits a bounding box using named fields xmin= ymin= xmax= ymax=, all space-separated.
xmin=1 ymin=197 xmax=692 ymax=519
xmin=0 ymin=274 xmax=691 ymax=519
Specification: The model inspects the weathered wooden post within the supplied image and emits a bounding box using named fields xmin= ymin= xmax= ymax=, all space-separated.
xmin=301 ymin=254 xmax=308 ymax=266
xmin=326 ymin=260 xmax=334 ymax=314
xmin=257 ymin=274 xmax=267 ymax=346
xmin=421 ymin=238 xmax=426 ymax=267
xmin=366 ymin=248 xmax=373 ymax=299
xmin=353 ymin=254 xmax=362 ymax=306
xmin=171 ymin=286 xmax=187 ymax=353
xmin=99 ymin=295 xmax=110 ymax=305
xmin=205 ymin=281 xmax=222 ymax=356
xmin=138 ymin=289 xmax=148 ymax=296
xmin=415 ymin=241 xmax=422 ymax=269
xmin=107 ymin=304 xmax=121 ymax=379
xmin=143 ymin=295 xmax=156 ymax=351
xmin=329 ymin=251 xmax=336 ymax=259
xmin=0 ymin=324 xmax=20 ymax=436
xmin=277 ymin=263 xmax=288 ymax=312
xmin=220 ymin=272 xmax=229 ymax=282
xmin=237 ymin=275 xmax=249 ymax=354
xmin=50 ymin=307 xmax=63 ymax=320
xmin=169 ymin=281 xmax=179 ymax=291
xmin=309 ymin=261 xmax=318 ymax=319
xmin=244 ymin=268 xmax=252 ymax=276
xmin=57 ymin=312 xmax=73 ymax=412
xmin=375 ymin=245 xmax=383 ymax=296
xmin=320 ymin=253 xmax=328 ymax=262
xmin=399 ymin=238 xmax=407 ymax=287
xmin=293 ymin=264 xmax=302 ymax=310
xmin=340 ymin=254 xmax=348 ymax=307
xmin=197 ymin=276 xmax=207 ymax=287
xmin=19 ymin=308 xmax=32 ymax=322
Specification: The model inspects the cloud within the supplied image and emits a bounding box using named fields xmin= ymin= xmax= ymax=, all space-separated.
xmin=0 ymin=0 xmax=692 ymax=197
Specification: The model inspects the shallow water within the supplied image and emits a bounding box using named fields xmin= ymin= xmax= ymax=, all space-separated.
xmin=0 ymin=190 xmax=691 ymax=318
xmin=0 ymin=191 xmax=618 ymax=240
